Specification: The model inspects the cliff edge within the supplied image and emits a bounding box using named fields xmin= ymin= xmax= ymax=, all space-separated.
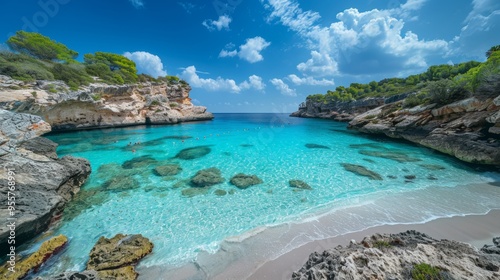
xmin=0 ymin=75 xmax=213 ymax=131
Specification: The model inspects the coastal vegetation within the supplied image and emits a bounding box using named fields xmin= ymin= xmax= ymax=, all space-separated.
xmin=0 ymin=31 xmax=188 ymax=89
xmin=307 ymin=45 xmax=500 ymax=107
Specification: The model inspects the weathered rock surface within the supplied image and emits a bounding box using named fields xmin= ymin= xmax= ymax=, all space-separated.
xmin=292 ymin=230 xmax=500 ymax=280
xmin=0 ymin=75 xmax=213 ymax=131
xmin=0 ymin=109 xmax=91 ymax=252
xmin=0 ymin=235 xmax=68 ymax=280
xmin=348 ymin=96 xmax=500 ymax=165
xmin=153 ymin=164 xmax=182 ymax=176
xmin=230 ymin=173 xmax=263 ymax=189
xmin=86 ymin=234 xmax=153 ymax=279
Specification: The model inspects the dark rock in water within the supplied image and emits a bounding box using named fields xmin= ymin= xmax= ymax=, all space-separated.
xmin=182 ymin=187 xmax=209 ymax=197
xmin=86 ymin=234 xmax=153 ymax=279
xmin=363 ymin=158 xmax=376 ymax=163
xmin=419 ymin=164 xmax=446 ymax=170
xmin=103 ymin=176 xmax=140 ymax=192
xmin=190 ymin=167 xmax=224 ymax=187
xmin=49 ymin=271 xmax=100 ymax=280
xmin=230 ymin=173 xmax=263 ymax=189
xmin=63 ymin=188 xmax=110 ymax=221
xmin=350 ymin=143 xmax=389 ymax=150
xmin=404 ymin=175 xmax=416 ymax=180
xmin=137 ymin=135 xmax=193 ymax=148
xmin=359 ymin=150 xmax=422 ymax=163
xmin=341 ymin=163 xmax=383 ymax=180
xmin=289 ymin=180 xmax=312 ymax=190
xmin=292 ymin=230 xmax=500 ymax=280
xmin=387 ymin=175 xmax=397 ymax=179
xmin=175 ymin=145 xmax=212 ymax=160
xmin=228 ymin=189 xmax=236 ymax=195
xmin=427 ymin=175 xmax=438 ymax=180
xmin=214 ymin=189 xmax=227 ymax=196
xmin=305 ymin=143 xmax=330 ymax=149
xmin=154 ymin=164 xmax=182 ymax=176
xmin=173 ymin=180 xmax=189 ymax=189
xmin=240 ymin=144 xmax=254 ymax=148
xmin=122 ymin=155 xmax=158 ymax=169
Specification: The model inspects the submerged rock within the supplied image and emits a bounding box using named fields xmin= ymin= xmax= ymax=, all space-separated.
xmin=240 ymin=144 xmax=254 ymax=148
xmin=305 ymin=143 xmax=330 ymax=149
xmin=182 ymin=187 xmax=210 ymax=197
xmin=87 ymin=234 xmax=153 ymax=273
xmin=419 ymin=164 xmax=446 ymax=170
xmin=0 ymin=235 xmax=68 ymax=280
xmin=49 ymin=271 xmax=100 ymax=280
xmin=341 ymin=163 xmax=383 ymax=180
xmin=175 ymin=145 xmax=212 ymax=160
xmin=359 ymin=150 xmax=421 ymax=163
xmin=154 ymin=164 xmax=182 ymax=176
xmin=292 ymin=231 xmax=500 ymax=280
xmin=289 ymin=180 xmax=312 ymax=190
xmin=404 ymin=175 xmax=417 ymax=180
xmin=190 ymin=167 xmax=224 ymax=187
xmin=63 ymin=188 xmax=110 ymax=221
xmin=102 ymin=176 xmax=140 ymax=192
xmin=230 ymin=173 xmax=263 ymax=189
xmin=122 ymin=155 xmax=158 ymax=169
xmin=214 ymin=189 xmax=228 ymax=196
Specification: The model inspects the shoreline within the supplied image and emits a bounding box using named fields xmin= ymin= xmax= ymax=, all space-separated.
xmin=136 ymin=181 xmax=500 ymax=280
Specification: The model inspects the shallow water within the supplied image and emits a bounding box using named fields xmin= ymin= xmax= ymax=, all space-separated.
xmin=33 ymin=113 xmax=499 ymax=275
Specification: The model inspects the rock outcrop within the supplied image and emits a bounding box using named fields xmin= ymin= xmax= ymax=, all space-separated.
xmin=292 ymin=230 xmax=500 ymax=280
xmin=290 ymin=93 xmax=410 ymax=121
xmin=86 ymin=234 xmax=154 ymax=279
xmin=0 ymin=109 xmax=91 ymax=252
xmin=348 ymin=96 xmax=500 ymax=165
xmin=0 ymin=235 xmax=68 ymax=280
xmin=0 ymin=75 xmax=213 ymax=131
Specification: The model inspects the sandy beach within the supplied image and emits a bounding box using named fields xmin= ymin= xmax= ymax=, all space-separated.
xmin=137 ymin=181 xmax=500 ymax=280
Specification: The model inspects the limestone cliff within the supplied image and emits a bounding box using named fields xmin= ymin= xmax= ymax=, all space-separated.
xmin=0 ymin=109 xmax=91 ymax=252
xmin=348 ymin=95 xmax=500 ymax=165
xmin=0 ymin=75 xmax=213 ymax=131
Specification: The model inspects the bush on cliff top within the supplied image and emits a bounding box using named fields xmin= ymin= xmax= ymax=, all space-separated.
xmin=0 ymin=52 xmax=54 ymax=81
xmin=83 ymin=52 xmax=138 ymax=84
xmin=7 ymin=31 xmax=78 ymax=63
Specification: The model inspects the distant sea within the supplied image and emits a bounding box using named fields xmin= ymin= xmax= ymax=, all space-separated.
xmin=30 ymin=113 xmax=500 ymax=276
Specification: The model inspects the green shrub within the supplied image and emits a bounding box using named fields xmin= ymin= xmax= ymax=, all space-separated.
xmin=411 ymin=263 xmax=443 ymax=280
xmin=7 ymin=31 xmax=78 ymax=63
xmin=91 ymin=94 xmax=101 ymax=101
xmin=373 ymin=240 xmax=391 ymax=249
xmin=31 ymin=91 xmax=37 ymax=97
xmin=0 ymin=52 xmax=54 ymax=81
xmin=51 ymin=63 xmax=92 ymax=90
xmin=169 ymin=102 xmax=178 ymax=107
xmin=150 ymin=100 xmax=160 ymax=106
xmin=84 ymin=52 xmax=138 ymax=84
xmin=47 ymin=84 xmax=57 ymax=93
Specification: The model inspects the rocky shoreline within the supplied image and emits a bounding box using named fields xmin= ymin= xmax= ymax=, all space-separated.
xmin=0 ymin=75 xmax=213 ymax=131
xmin=291 ymin=93 xmax=500 ymax=166
xmin=0 ymin=109 xmax=91 ymax=254
xmin=292 ymin=230 xmax=500 ymax=280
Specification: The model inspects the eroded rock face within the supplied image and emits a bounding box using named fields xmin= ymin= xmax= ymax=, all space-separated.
xmin=348 ymin=95 xmax=500 ymax=165
xmin=0 ymin=110 xmax=91 ymax=252
xmin=292 ymin=231 xmax=500 ymax=280
xmin=0 ymin=75 xmax=213 ymax=131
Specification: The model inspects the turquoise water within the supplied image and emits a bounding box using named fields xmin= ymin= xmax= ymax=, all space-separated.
xmin=34 ymin=113 xmax=498 ymax=274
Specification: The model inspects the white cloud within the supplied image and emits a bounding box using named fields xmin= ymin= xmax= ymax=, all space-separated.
xmin=129 ymin=0 xmax=144 ymax=8
xmin=451 ymin=0 xmax=500 ymax=59
xmin=288 ymin=74 xmax=334 ymax=86
xmin=262 ymin=0 xmax=448 ymax=76
xmin=203 ymin=15 xmax=232 ymax=31
xmin=219 ymin=49 xmax=238 ymax=58
xmin=240 ymin=75 xmax=266 ymax=91
xmin=178 ymin=2 xmax=195 ymax=14
xmin=270 ymin=78 xmax=296 ymax=96
xmin=180 ymin=66 xmax=266 ymax=93
xmin=220 ymin=36 xmax=271 ymax=63
xmin=123 ymin=51 xmax=167 ymax=77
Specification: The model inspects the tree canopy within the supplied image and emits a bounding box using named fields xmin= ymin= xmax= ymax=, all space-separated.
xmin=84 ymin=52 xmax=138 ymax=84
xmin=7 ymin=31 xmax=78 ymax=63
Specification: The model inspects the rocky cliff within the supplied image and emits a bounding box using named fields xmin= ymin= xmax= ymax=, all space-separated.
xmin=292 ymin=230 xmax=500 ymax=280
xmin=0 ymin=109 xmax=91 ymax=252
xmin=348 ymin=95 xmax=500 ymax=165
xmin=0 ymin=75 xmax=213 ymax=131
xmin=290 ymin=93 xmax=410 ymax=122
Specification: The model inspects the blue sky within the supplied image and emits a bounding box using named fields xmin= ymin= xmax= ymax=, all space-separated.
xmin=0 ymin=0 xmax=499 ymax=113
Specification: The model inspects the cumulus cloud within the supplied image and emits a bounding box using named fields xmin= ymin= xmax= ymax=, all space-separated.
xmin=123 ymin=51 xmax=167 ymax=77
xmin=129 ymin=0 xmax=144 ymax=8
xmin=288 ymin=74 xmax=334 ymax=86
xmin=262 ymin=0 xmax=448 ymax=77
xmin=219 ymin=36 xmax=271 ymax=63
xmin=240 ymin=75 xmax=266 ymax=91
xmin=451 ymin=0 xmax=500 ymax=59
xmin=270 ymin=78 xmax=296 ymax=96
xmin=180 ymin=66 xmax=266 ymax=93
xmin=203 ymin=15 xmax=232 ymax=31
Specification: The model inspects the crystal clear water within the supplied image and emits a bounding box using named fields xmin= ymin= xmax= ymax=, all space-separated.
xmin=33 ymin=113 xmax=499 ymax=275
